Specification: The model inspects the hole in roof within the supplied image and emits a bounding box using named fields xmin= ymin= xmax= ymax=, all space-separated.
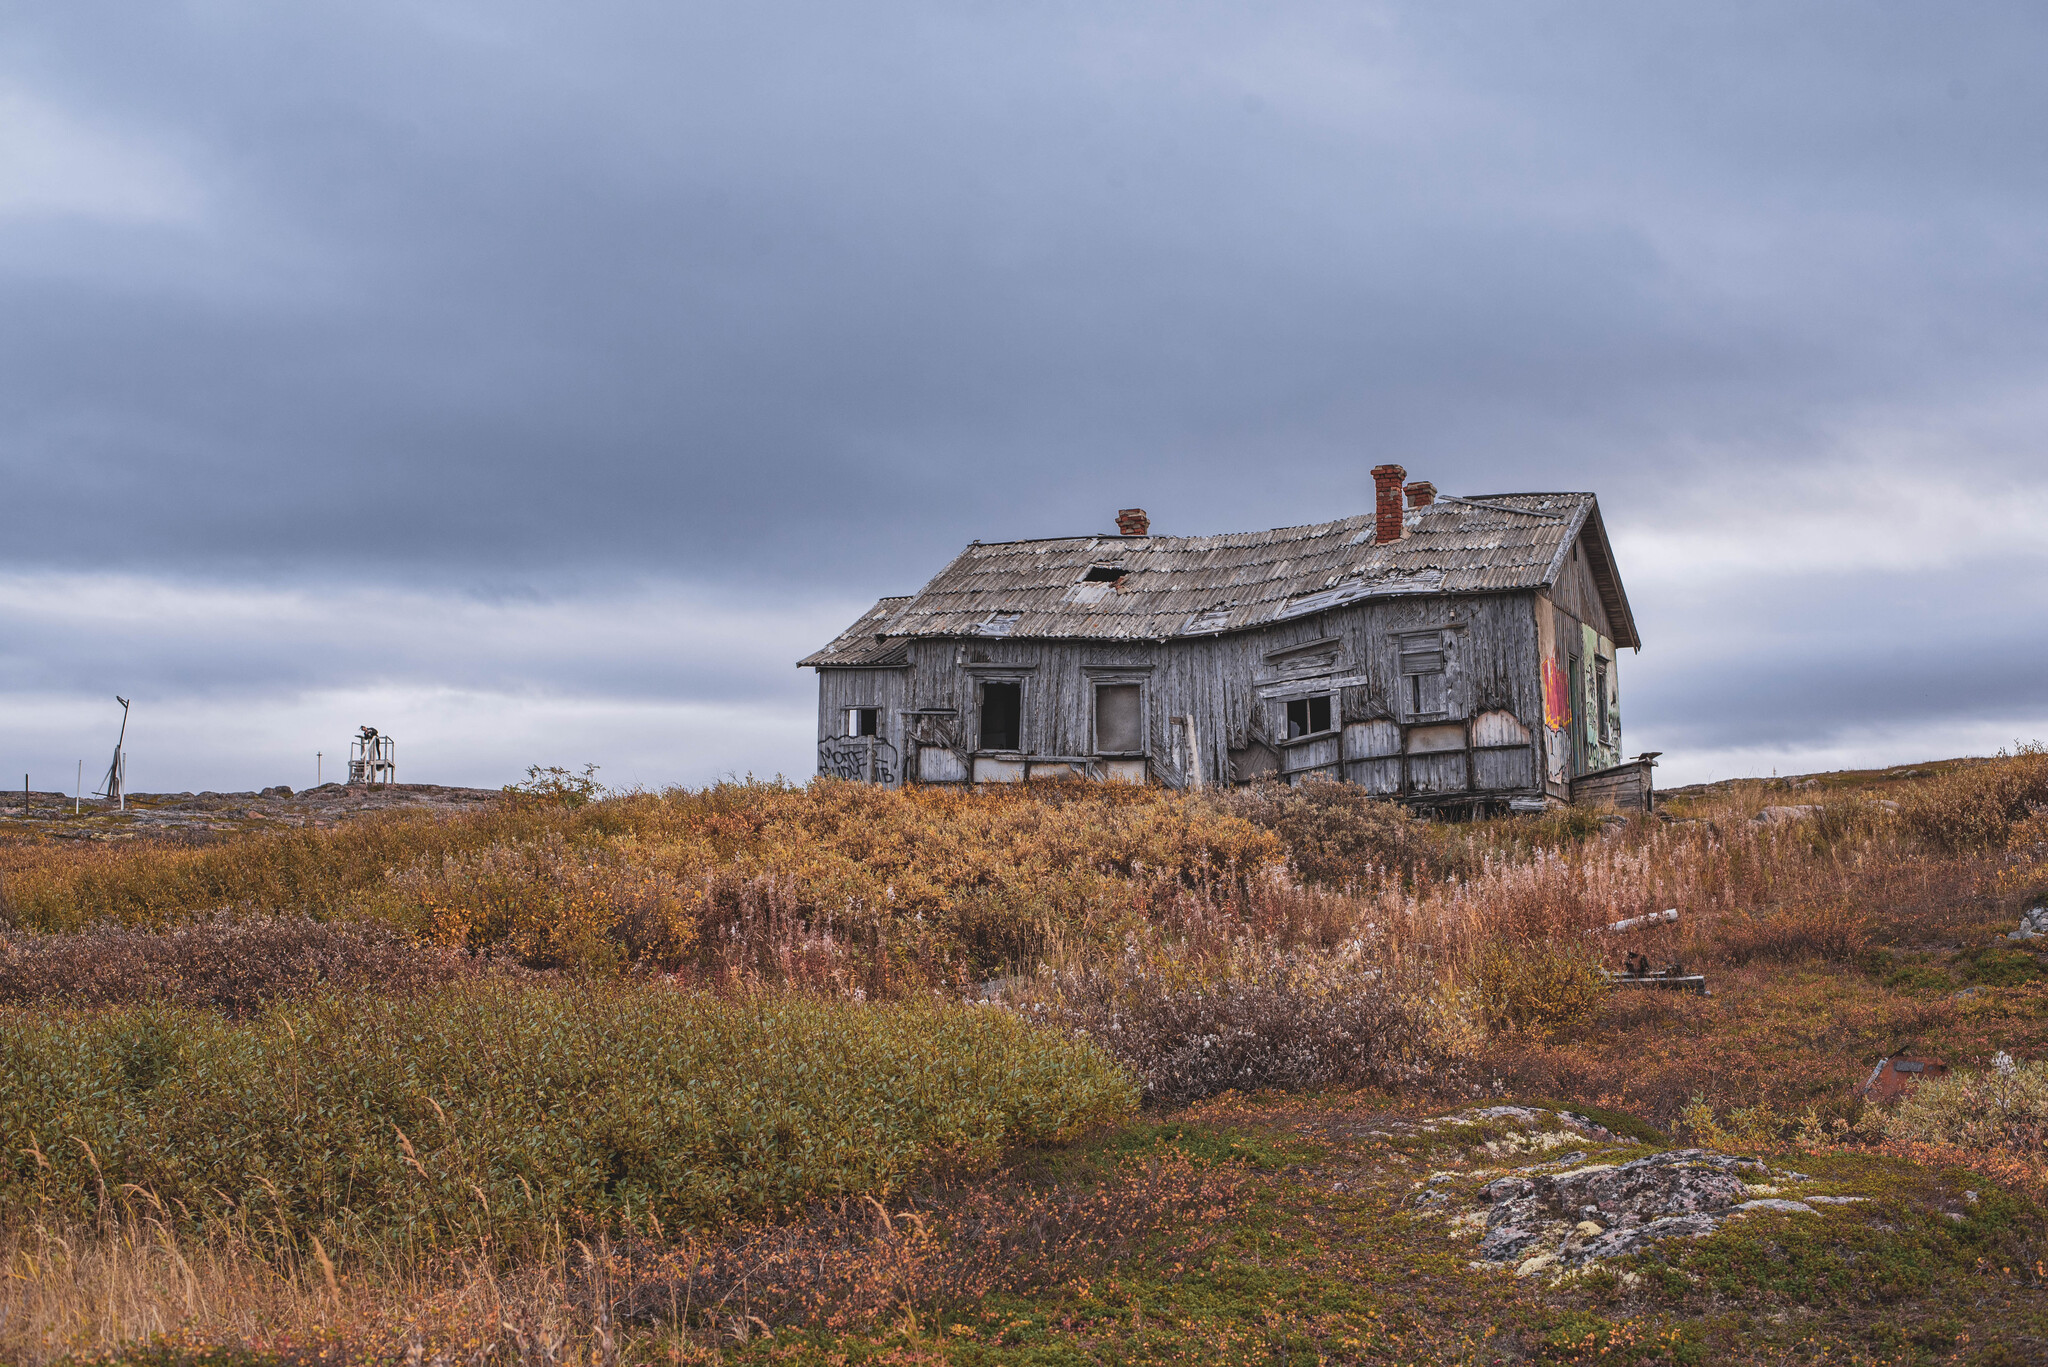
xmin=1082 ymin=564 xmax=1126 ymax=583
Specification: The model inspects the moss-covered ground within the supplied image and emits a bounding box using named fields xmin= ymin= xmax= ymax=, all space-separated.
xmin=679 ymin=1095 xmax=2048 ymax=1366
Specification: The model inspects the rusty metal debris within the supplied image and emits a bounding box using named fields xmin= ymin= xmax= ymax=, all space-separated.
xmin=1858 ymin=1049 xmax=1949 ymax=1104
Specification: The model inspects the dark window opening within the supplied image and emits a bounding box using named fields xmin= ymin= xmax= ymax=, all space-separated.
xmin=1286 ymin=694 xmax=1332 ymax=739
xmin=1095 ymin=683 xmax=1142 ymax=753
xmin=980 ymin=681 xmax=1022 ymax=751
xmin=846 ymin=707 xmax=881 ymax=738
xmin=1082 ymin=564 xmax=1126 ymax=583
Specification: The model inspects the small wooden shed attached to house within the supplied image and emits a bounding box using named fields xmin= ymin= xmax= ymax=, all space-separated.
xmin=800 ymin=465 xmax=1650 ymax=813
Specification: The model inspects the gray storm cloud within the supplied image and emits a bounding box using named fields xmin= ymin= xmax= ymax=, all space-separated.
xmin=3 ymin=1 xmax=2046 ymax=788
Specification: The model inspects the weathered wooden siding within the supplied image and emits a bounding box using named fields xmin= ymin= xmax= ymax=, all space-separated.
xmin=815 ymin=667 xmax=911 ymax=784
xmin=1571 ymin=758 xmax=1654 ymax=811
xmin=1543 ymin=592 xmax=1624 ymax=783
xmin=840 ymin=590 xmax=1549 ymax=802
xmin=1552 ymin=532 xmax=1616 ymax=641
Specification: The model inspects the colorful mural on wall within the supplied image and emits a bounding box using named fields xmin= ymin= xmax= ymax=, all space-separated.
xmin=1542 ymin=657 xmax=1572 ymax=730
xmin=1542 ymin=656 xmax=1572 ymax=786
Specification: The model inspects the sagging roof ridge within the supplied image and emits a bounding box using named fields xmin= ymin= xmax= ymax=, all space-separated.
xmin=801 ymin=491 xmax=1635 ymax=664
xmin=960 ymin=494 xmax=1585 ymax=553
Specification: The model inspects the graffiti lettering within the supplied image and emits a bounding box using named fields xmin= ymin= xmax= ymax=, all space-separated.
xmin=818 ymin=735 xmax=898 ymax=785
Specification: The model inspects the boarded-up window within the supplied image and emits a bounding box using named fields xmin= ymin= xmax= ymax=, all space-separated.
xmin=1095 ymin=684 xmax=1142 ymax=753
xmin=980 ymin=681 xmax=1022 ymax=751
xmin=1399 ymin=632 xmax=1449 ymax=720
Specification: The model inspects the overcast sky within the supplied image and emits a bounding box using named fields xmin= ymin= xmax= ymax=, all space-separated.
xmin=4 ymin=1 xmax=2045 ymax=793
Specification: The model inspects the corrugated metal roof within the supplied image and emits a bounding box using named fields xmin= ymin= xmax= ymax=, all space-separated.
xmin=800 ymin=493 xmax=1637 ymax=665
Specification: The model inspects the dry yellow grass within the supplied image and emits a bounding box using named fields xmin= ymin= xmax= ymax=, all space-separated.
xmin=7 ymin=753 xmax=2048 ymax=1361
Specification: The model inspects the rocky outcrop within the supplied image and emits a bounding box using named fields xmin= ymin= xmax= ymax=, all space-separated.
xmin=1472 ymin=1148 xmax=1800 ymax=1269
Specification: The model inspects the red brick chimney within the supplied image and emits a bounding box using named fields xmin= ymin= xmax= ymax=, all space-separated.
xmin=1371 ymin=465 xmax=1407 ymax=543
xmin=1116 ymin=508 xmax=1150 ymax=536
xmin=1404 ymin=480 xmax=1436 ymax=508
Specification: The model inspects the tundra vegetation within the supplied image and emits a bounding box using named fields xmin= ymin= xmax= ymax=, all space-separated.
xmin=0 ymin=747 xmax=2046 ymax=1363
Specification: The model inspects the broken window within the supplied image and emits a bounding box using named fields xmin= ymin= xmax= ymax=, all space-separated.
xmin=1081 ymin=564 xmax=1126 ymax=583
xmin=1285 ymin=694 xmax=1332 ymax=739
xmin=845 ymin=707 xmax=881 ymax=738
xmin=979 ymin=680 xmax=1022 ymax=751
xmin=1399 ymin=632 xmax=1449 ymax=720
xmin=1094 ymin=683 xmax=1142 ymax=753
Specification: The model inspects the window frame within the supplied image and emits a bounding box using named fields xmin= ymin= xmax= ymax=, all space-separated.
xmin=974 ymin=676 xmax=1027 ymax=753
xmin=1091 ymin=680 xmax=1147 ymax=756
xmin=1397 ymin=629 xmax=1451 ymax=722
xmin=1594 ymin=656 xmax=1613 ymax=746
xmin=1283 ymin=692 xmax=1335 ymax=741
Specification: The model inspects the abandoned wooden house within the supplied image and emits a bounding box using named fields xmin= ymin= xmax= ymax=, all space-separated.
xmin=800 ymin=464 xmax=1653 ymax=813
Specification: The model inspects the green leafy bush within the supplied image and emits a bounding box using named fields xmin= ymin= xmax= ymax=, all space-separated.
xmin=1954 ymin=945 xmax=2047 ymax=988
xmin=1882 ymin=958 xmax=1956 ymax=994
xmin=0 ymin=983 xmax=1135 ymax=1253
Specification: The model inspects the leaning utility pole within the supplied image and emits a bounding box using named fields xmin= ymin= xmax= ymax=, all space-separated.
xmin=96 ymin=696 xmax=130 ymax=810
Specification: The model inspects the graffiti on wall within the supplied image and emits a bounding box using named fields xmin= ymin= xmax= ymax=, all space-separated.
xmin=1541 ymin=656 xmax=1571 ymax=787
xmin=818 ymin=735 xmax=899 ymax=785
xmin=1542 ymin=658 xmax=1572 ymax=730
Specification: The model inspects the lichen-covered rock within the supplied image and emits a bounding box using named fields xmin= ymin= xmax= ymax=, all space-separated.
xmin=1478 ymin=1215 xmax=1562 ymax=1263
xmin=1415 ymin=1106 xmax=1864 ymax=1277
xmin=1480 ymin=1175 xmax=1535 ymax=1204
xmin=1548 ymin=1150 xmax=1753 ymax=1221
xmin=1570 ymin=1214 xmax=1719 ymax=1263
xmin=1469 ymin=1149 xmax=1769 ymax=1268
xmin=1467 ymin=1105 xmax=1550 ymax=1126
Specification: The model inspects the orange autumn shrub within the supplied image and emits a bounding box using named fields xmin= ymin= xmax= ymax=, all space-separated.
xmin=6 ymin=780 xmax=1282 ymax=985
